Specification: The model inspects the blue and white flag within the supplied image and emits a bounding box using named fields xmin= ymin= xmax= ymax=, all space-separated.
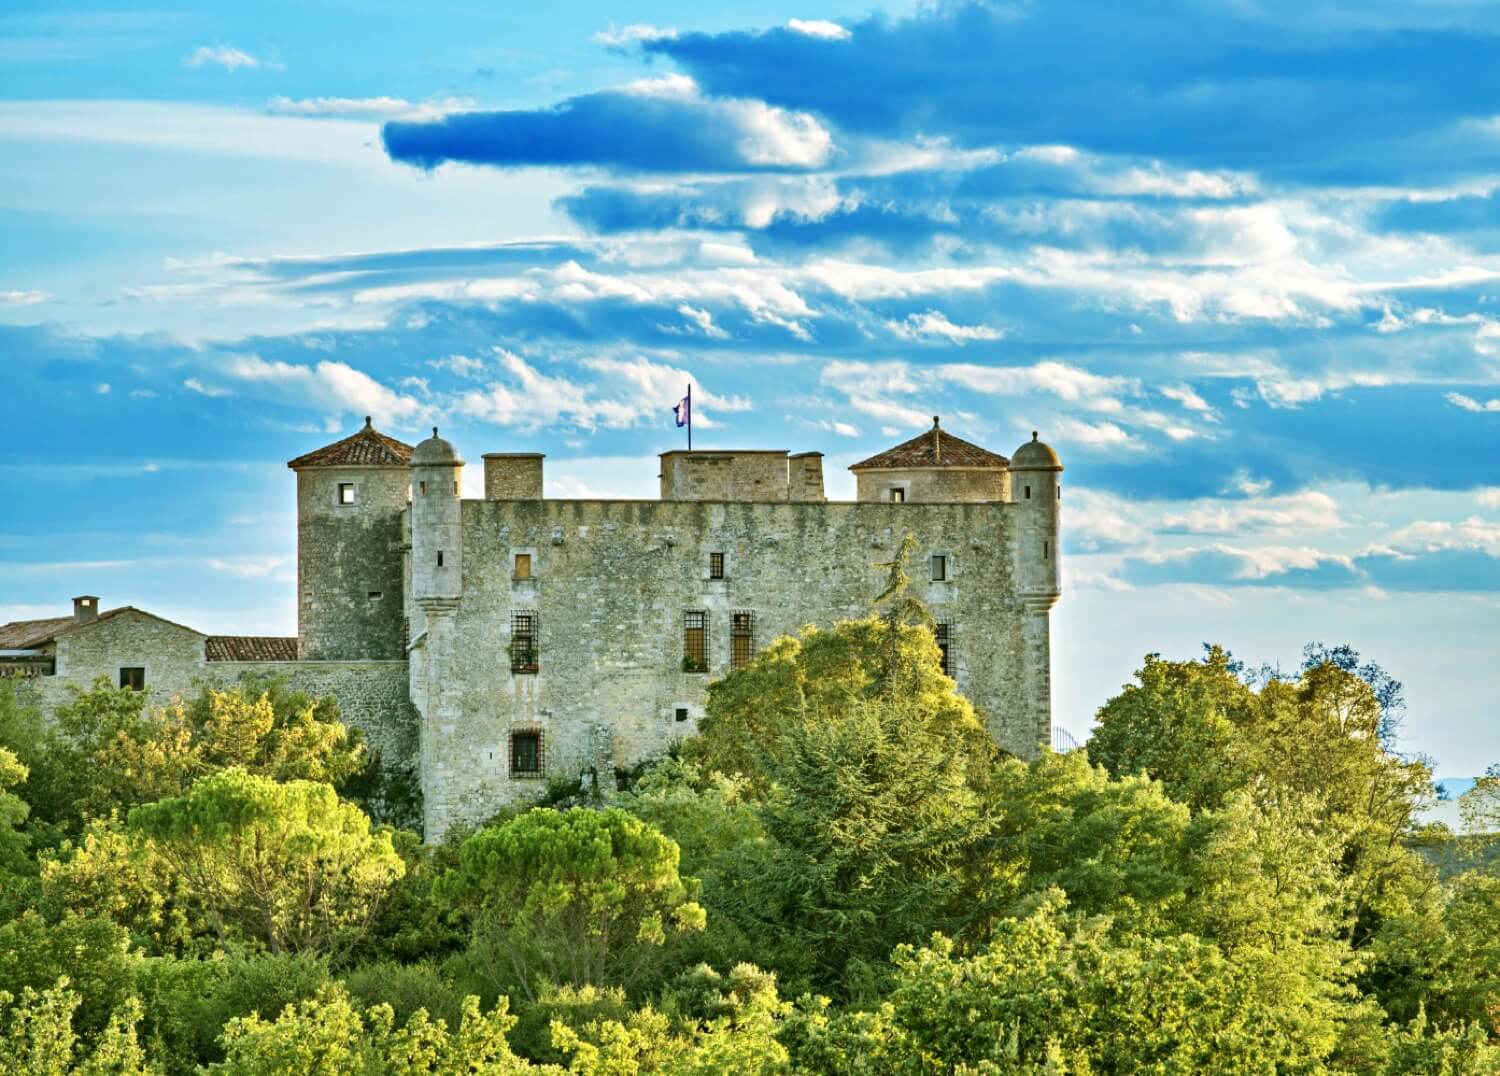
xmin=673 ymin=394 xmax=690 ymax=428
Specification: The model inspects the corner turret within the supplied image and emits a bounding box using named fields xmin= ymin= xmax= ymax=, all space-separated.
xmin=411 ymin=428 xmax=464 ymax=605
xmin=1009 ymin=430 xmax=1063 ymax=754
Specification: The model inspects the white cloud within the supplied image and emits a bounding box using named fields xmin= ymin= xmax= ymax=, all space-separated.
xmin=1446 ymin=391 xmax=1500 ymax=413
xmin=1161 ymin=491 xmax=1344 ymax=535
xmin=266 ymin=95 xmax=472 ymax=121
xmin=427 ymin=354 xmax=487 ymax=378
xmin=1049 ymin=417 xmax=1142 ymax=451
xmin=619 ymin=74 xmax=833 ymax=169
xmin=593 ymin=23 xmax=677 ymax=47
xmin=1382 ymin=517 xmax=1500 ymax=555
xmin=816 ymin=419 xmax=861 ymax=438
xmin=787 ymin=18 xmax=851 ymax=40
xmin=886 ymin=310 xmax=1004 ymax=344
xmin=208 ymin=556 xmax=288 ymax=579
xmin=183 ymin=44 xmax=260 ymax=71
xmin=183 ymin=377 xmax=230 ymax=397
xmin=96 ymin=382 xmax=110 ymax=394
xmin=1159 ymin=383 xmax=1214 ymax=413
xmin=0 ymin=289 xmax=47 ymax=306
xmin=222 ymin=355 xmax=430 ymax=426
xmin=1479 ymin=488 xmax=1500 ymax=508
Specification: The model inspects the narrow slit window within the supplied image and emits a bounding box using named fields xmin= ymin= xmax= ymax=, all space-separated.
xmin=514 ymin=553 xmax=532 ymax=579
xmin=731 ymin=611 xmax=755 ymax=669
xmin=454 ymin=480 xmax=459 ymax=495
xmin=709 ymin=552 xmax=725 ymax=580
xmin=511 ymin=611 xmax=539 ymax=673
xmin=509 ymin=730 xmax=543 ymax=777
xmin=683 ymin=610 xmax=707 ymax=672
xmin=119 ymin=667 xmax=145 ymax=691
xmin=419 ymin=480 xmax=426 ymax=496
xmin=931 ymin=554 xmax=947 ymax=581
xmin=1025 ymin=485 xmax=1032 ymax=499
xmin=338 ymin=482 xmax=356 ymax=505
xmin=436 ymin=550 xmax=444 ymax=567
xmin=934 ymin=622 xmax=954 ymax=679
xmin=1044 ymin=540 xmax=1049 ymax=560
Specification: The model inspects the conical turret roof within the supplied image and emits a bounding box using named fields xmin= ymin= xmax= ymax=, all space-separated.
xmin=286 ymin=417 xmax=414 ymax=470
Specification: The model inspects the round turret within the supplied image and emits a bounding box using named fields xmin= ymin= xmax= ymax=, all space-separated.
xmin=413 ymin=428 xmax=464 ymax=467
xmin=1010 ymin=431 xmax=1062 ymax=471
xmin=411 ymin=427 xmax=464 ymax=604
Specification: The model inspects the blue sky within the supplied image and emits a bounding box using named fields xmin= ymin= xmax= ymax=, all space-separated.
xmin=2 ymin=1 xmax=1497 ymax=776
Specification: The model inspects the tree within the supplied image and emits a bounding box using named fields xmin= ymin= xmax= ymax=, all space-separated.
xmin=126 ymin=770 xmax=404 ymax=958
xmin=438 ymin=808 xmax=705 ymax=1002
xmin=0 ymin=979 xmax=153 ymax=1076
xmin=1458 ymin=765 xmax=1500 ymax=837
xmin=0 ymin=747 xmax=34 ymax=916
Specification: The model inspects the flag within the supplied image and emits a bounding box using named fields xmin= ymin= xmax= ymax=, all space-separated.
xmin=673 ymin=394 xmax=690 ymax=428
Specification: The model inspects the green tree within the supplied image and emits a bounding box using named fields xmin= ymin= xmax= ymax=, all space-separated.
xmin=0 ymin=979 xmax=154 ymax=1076
xmin=126 ymin=770 xmax=404 ymax=958
xmin=438 ymin=807 xmax=705 ymax=1003
xmin=0 ymin=912 xmax=139 ymax=1046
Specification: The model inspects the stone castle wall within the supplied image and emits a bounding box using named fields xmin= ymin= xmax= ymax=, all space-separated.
xmin=414 ymin=496 xmax=1033 ymax=839
xmin=31 ymin=610 xmax=206 ymax=716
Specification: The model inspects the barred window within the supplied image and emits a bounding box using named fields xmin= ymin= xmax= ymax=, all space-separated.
xmin=510 ymin=611 xmax=539 ymax=673
xmin=709 ymin=552 xmax=725 ymax=579
xmin=934 ymin=621 xmax=954 ymax=679
xmin=730 ymin=611 xmax=755 ymax=669
xmin=683 ymin=610 xmax=707 ymax=672
xmin=119 ymin=667 xmax=145 ymax=691
xmin=510 ymin=730 xmax=544 ymax=778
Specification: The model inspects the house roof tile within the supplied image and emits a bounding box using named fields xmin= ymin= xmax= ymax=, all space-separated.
xmin=287 ymin=417 xmax=413 ymax=470
xmin=849 ymin=419 xmax=1009 ymax=471
xmin=205 ymin=636 xmax=300 ymax=662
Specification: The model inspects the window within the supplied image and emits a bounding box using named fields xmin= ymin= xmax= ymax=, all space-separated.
xmin=419 ymin=480 xmax=426 ymax=496
xmin=119 ymin=667 xmax=145 ymax=691
xmin=436 ymin=551 xmax=444 ymax=567
xmin=510 ymin=611 xmax=539 ymax=673
xmin=514 ymin=553 xmax=532 ymax=579
xmin=889 ymin=487 xmax=906 ymax=503
xmin=934 ymin=622 xmax=954 ymax=679
xmin=709 ymin=552 xmax=725 ymax=580
xmin=509 ymin=730 xmax=544 ymax=777
xmin=931 ymin=554 xmax=947 ymax=581
xmin=683 ymin=610 xmax=707 ymax=672
xmin=453 ymin=480 xmax=459 ymax=495
xmin=368 ymin=591 xmax=382 ymax=600
xmin=675 ymin=707 xmax=690 ymax=723
xmin=1024 ymin=485 xmax=1032 ymax=499
xmin=338 ymin=482 xmax=356 ymax=505
xmin=731 ymin=611 xmax=755 ymax=669
xmin=1043 ymin=540 xmax=1049 ymax=560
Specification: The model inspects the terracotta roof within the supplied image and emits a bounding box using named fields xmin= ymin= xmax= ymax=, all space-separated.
xmin=287 ymin=417 xmax=413 ymax=470
xmin=205 ymin=636 xmax=299 ymax=662
xmin=850 ymin=418 xmax=1009 ymax=471
xmin=0 ymin=616 xmax=74 ymax=649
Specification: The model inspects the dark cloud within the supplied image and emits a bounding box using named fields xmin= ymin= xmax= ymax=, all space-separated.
xmin=382 ymin=85 xmax=828 ymax=173
xmin=641 ymin=2 xmax=1500 ymax=182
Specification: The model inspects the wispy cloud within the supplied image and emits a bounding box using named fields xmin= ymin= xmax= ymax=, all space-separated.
xmin=0 ymin=289 xmax=48 ymax=306
xmin=183 ymin=45 xmax=261 ymax=71
xmin=1446 ymin=391 xmax=1500 ymax=413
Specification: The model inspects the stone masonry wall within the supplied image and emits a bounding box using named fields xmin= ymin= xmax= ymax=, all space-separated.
xmin=297 ymin=467 xmax=408 ymax=661
xmin=28 ymin=610 xmax=206 ymax=716
xmin=855 ymin=467 xmax=1011 ymax=504
xmin=415 ymin=497 xmax=1030 ymax=838
xmin=659 ymin=452 xmax=795 ymax=501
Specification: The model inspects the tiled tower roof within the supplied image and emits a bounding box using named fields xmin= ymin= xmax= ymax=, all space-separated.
xmin=850 ymin=417 xmax=1010 ymax=470
xmin=286 ymin=417 xmax=413 ymax=470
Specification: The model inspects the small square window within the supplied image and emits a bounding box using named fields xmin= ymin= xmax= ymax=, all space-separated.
xmin=338 ymin=482 xmax=356 ymax=505
xmin=368 ymin=591 xmax=382 ymax=600
xmin=675 ymin=707 xmax=690 ymax=722
xmin=119 ymin=667 xmax=145 ymax=691
xmin=514 ymin=553 xmax=532 ymax=579
xmin=510 ymin=730 xmax=543 ymax=777
xmin=931 ymin=554 xmax=947 ymax=581
xmin=890 ymin=487 xmax=906 ymax=503
xmin=709 ymin=552 xmax=725 ymax=580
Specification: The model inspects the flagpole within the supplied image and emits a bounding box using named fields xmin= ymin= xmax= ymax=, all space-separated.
xmin=686 ymin=382 xmax=692 ymax=451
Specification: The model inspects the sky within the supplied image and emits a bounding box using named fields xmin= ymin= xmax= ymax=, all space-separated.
xmin=2 ymin=0 xmax=1497 ymax=777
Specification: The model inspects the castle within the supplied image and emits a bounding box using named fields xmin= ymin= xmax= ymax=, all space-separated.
xmin=1 ymin=418 xmax=1063 ymax=840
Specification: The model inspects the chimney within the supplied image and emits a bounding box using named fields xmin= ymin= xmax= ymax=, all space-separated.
xmin=482 ymin=453 xmax=545 ymax=500
xmin=73 ymin=595 xmax=99 ymax=624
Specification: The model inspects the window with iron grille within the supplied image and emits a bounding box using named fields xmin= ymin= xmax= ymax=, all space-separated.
xmin=934 ymin=621 xmax=954 ymax=678
xmin=730 ymin=611 xmax=755 ymax=669
xmin=510 ymin=611 xmax=539 ymax=673
xmin=119 ymin=667 xmax=145 ymax=691
xmin=683 ymin=610 xmax=707 ymax=672
xmin=510 ymin=729 xmax=544 ymax=777
xmin=709 ymin=552 xmax=725 ymax=579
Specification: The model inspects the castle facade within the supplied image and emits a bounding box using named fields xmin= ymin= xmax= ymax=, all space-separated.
xmin=2 ymin=418 xmax=1063 ymax=840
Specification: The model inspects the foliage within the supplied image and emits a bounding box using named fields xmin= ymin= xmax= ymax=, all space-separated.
xmin=342 ymin=960 xmax=467 ymax=1036
xmin=0 ymin=980 xmax=154 ymax=1076
xmin=24 ymin=677 xmax=366 ymax=834
xmin=0 ymin=746 xmax=36 ymax=918
xmin=439 ymin=807 xmax=705 ymax=1003
xmin=0 ymin=912 xmax=139 ymax=1045
xmin=1460 ymin=764 xmax=1500 ymax=837
xmin=125 ymin=770 xmax=405 ymax=958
